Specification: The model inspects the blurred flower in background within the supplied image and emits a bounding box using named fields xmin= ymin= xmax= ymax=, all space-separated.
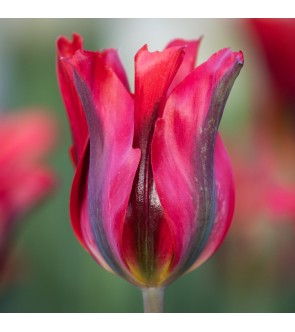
xmin=0 ymin=110 xmax=57 ymax=292
xmin=230 ymin=19 xmax=295 ymax=237
xmin=247 ymin=19 xmax=295 ymax=108
xmin=215 ymin=18 xmax=295 ymax=312
xmin=233 ymin=19 xmax=295 ymax=225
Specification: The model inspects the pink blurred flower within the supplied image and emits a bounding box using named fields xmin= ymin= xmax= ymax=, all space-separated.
xmin=233 ymin=19 xmax=295 ymax=228
xmin=0 ymin=110 xmax=57 ymax=288
xmin=57 ymin=33 xmax=243 ymax=289
xmin=247 ymin=19 xmax=295 ymax=105
xmin=232 ymin=140 xmax=295 ymax=226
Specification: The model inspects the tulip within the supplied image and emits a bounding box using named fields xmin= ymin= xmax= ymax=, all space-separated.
xmin=0 ymin=110 xmax=56 ymax=290
xmin=57 ymin=33 xmax=243 ymax=312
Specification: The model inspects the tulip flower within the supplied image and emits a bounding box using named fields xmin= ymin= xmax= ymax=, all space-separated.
xmin=0 ymin=110 xmax=56 ymax=290
xmin=57 ymin=33 xmax=243 ymax=312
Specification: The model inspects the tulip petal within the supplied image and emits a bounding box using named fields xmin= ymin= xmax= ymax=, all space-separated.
xmin=57 ymin=33 xmax=87 ymax=165
xmin=100 ymin=49 xmax=130 ymax=90
xmin=121 ymin=45 xmax=185 ymax=284
xmin=186 ymin=134 xmax=235 ymax=272
xmin=57 ymin=34 xmax=130 ymax=165
xmin=152 ymin=48 xmax=243 ymax=277
xmin=133 ymin=44 xmax=185 ymax=143
xmin=165 ymin=38 xmax=202 ymax=95
xmin=63 ymin=50 xmax=141 ymax=280
xmin=70 ymin=141 xmax=113 ymax=273
xmin=57 ymin=33 xmax=82 ymax=58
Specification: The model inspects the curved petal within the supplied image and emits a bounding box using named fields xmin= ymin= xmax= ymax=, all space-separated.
xmin=57 ymin=33 xmax=82 ymax=58
xmin=133 ymin=44 xmax=185 ymax=143
xmin=121 ymin=45 xmax=185 ymax=285
xmin=186 ymin=134 xmax=235 ymax=272
xmin=152 ymin=48 xmax=243 ymax=279
xmin=100 ymin=49 xmax=130 ymax=90
xmin=57 ymin=34 xmax=130 ymax=165
xmin=165 ymin=38 xmax=202 ymax=95
xmin=70 ymin=141 xmax=113 ymax=273
xmin=63 ymin=50 xmax=141 ymax=280
xmin=57 ymin=33 xmax=88 ymax=165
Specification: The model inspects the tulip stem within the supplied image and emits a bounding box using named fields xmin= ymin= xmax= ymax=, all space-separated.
xmin=141 ymin=287 xmax=165 ymax=313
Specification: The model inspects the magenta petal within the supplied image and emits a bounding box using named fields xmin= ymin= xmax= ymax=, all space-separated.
xmin=133 ymin=44 xmax=185 ymax=142
xmin=187 ymin=134 xmax=235 ymax=272
xmin=57 ymin=34 xmax=130 ymax=165
xmin=120 ymin=45 xmax=184 ymax=283
xmin=57 ymin=33 xmax=82 ymax=58
xmin=152 ymin=48 xmax=243 ymax=276
xmin=57 ymin=34 xmax=88 ymax=165
xmin=165 ymin=38 xmax=202 ymax=95
xmin=101 ymin=49 xmax=130 ymax=90
xmin=65 ymin=50 xmax=141 ymax=279
xmin=70 ymin=141 xmax=113 ymax=273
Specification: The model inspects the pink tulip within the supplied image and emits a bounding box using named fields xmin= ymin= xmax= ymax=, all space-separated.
xmin=0 ymin=110 xmax=56 ymax=287
xmin=57 ymin=33 xmax=243 ymax=311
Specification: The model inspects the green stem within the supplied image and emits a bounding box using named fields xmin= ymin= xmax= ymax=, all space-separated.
xmin=141 ymin=287 xmax=165 ymax=313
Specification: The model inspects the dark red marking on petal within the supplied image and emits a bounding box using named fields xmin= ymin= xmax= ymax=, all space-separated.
xmin=186 ymin=134 xmax=235 ymax=272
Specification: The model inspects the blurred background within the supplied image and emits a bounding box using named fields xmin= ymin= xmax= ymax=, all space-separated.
xmin=0 ymin=18 xmax=295 ymax=312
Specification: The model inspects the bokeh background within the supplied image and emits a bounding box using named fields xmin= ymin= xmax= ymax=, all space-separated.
xmin=0 ymin=18 xmax=295 ymax=312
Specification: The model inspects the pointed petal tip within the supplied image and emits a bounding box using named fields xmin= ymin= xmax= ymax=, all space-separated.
xmin=136 ymin=43 xmax=186 ymax=59
xmin=164 ymin=37 xmax=202 ymax=61
xmin=208 ymin=48 xmax=244 ymax=81
xmin=227 ymin=48 xmax=244 ymax=65
xmin=166 ymin=36 xmax=203 ymax=48
xmin=56 ymin=32 xmax=82 ymax=45
xmin=57 ymin=33 xmax=83 ymax=58
xmin=134 ymin=44 xmax=148 ymax=60
xmin=236 ymin=50 xmax=244 ymax=65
